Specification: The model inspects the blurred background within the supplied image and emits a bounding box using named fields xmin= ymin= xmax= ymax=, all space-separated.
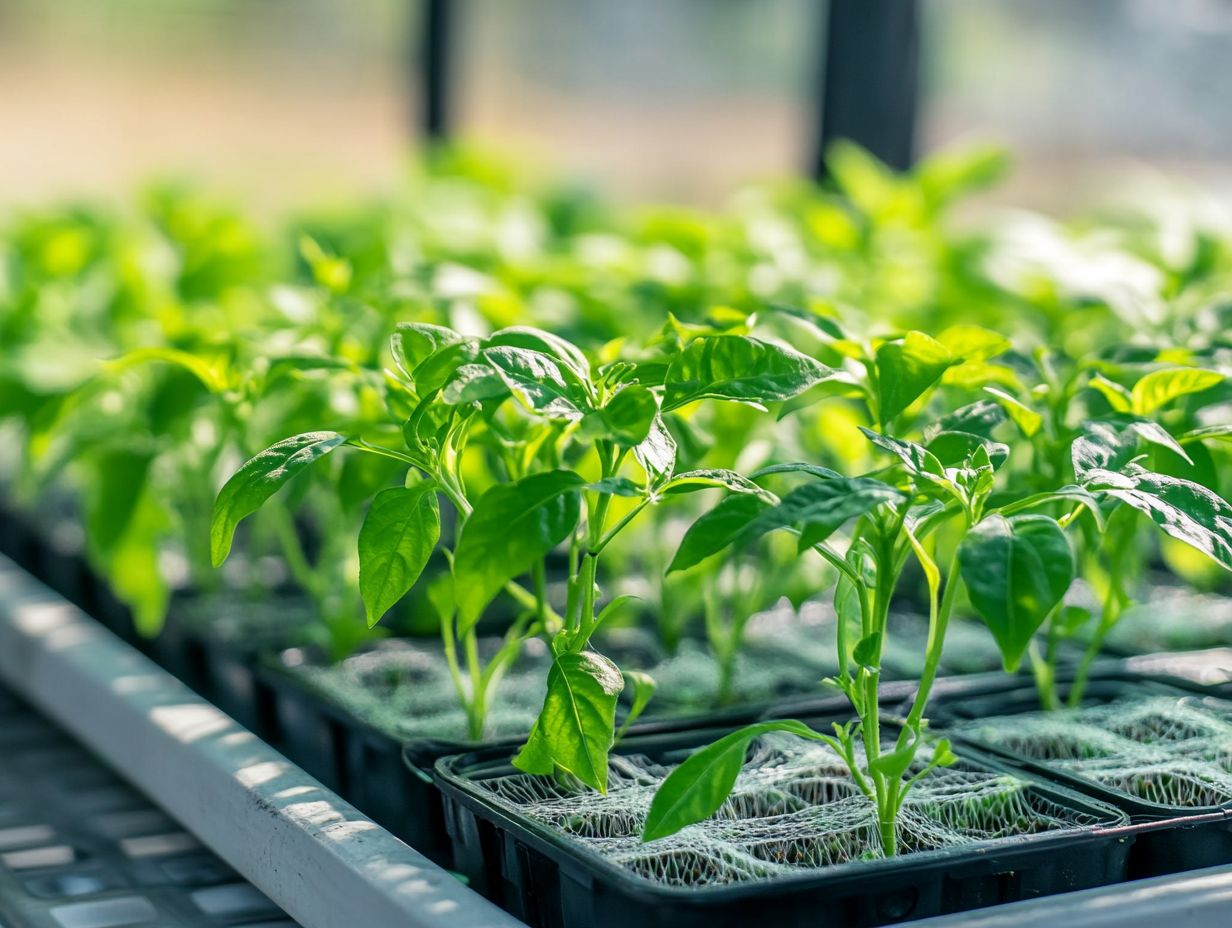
xmin=1 ymin=0 xmax=1231 ymax=211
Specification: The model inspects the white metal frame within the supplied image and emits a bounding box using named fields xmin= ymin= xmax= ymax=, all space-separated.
xmin=0 ymin=555 xmax=525 ymax=928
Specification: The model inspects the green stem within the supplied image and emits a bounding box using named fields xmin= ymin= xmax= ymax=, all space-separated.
xmin=878 ymin=783 xmax=900 ymax=857
xmin=1029 ymin=611 xmax=1061 ymax=710
xmin=574 ymin=442 xmax=620 ymax=645
xmin=464 ymin=632 xmax=486 ymax=741
xmin=1068 ymin=592 xmax=1122 ymax=708
xmin=575 ymin=554 xmax=599 ymax=644
xmin=591 ymin=498 xmax=650 ymax=555
xmin=267 ymin=505 xmax=323 ymax=601
xmin=531 ymin=559 xmax=548 ymax=629
xmin=440 ymin=609 xmax=471 ymax=735
xmin=901 ymin=541 xmax=964 ymax=735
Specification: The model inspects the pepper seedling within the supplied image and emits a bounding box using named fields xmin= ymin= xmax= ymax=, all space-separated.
xmin=211 ymin=323 xmax=831 ymax=757
xmin=640 ymin=326 xmax=1094 ymax=855
xmin=503 ymin=329 xmax=837 ymax=790
xmin=971 ymin=352 xmax=1232 ymax=708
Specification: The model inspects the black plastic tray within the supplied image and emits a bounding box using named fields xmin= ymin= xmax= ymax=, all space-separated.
xmin=260 ymin=649 xmax=809 ymax=867
xmin=928 ymin=671 xmax=1232 ymax=878
xmin=434 ymin=712 xmax=1133 ymax=928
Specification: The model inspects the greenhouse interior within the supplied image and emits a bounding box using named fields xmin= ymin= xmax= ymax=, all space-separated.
xmin=4 ymin=1 xmax=1232 ymax=926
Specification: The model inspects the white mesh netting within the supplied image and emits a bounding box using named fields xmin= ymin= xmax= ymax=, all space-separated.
xmin=286 ymin=636 xmax=552 ymax=740
xmin=283 ymin=596 xmax=1011 ymax=741
xmin=470 ymin=733 xmax=1103 ymax=888
xmin=957 ymin=695 xmax=1232 ymax=808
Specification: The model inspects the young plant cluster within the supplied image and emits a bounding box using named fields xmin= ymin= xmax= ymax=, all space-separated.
xmin=641 ymin=324 xmax=1232 ymax=854
xmin=2 ymin=145 xmax=1232 ymax=854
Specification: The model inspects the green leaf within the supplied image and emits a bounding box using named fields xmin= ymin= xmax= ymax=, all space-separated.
xmin=616 ymin=670 xmax=657 ymax=741
xmin=511 ymin=719 xmax=554 ymax=774
xmin=741 ymin=478 xmax=904 ymax=549
xmin=484 ymin=345 xmax=588 ymax=420
xmin=440 ymin=363 xmax=509 ymax=405
xmin=827 ymin=140 xmax=898 ymax=215
xmin=411 ymin=340 xmax=482 ymax=395
xmin=984 ymin=387 xmax=1042 ymax=438
xmin=453 ymin=470 xmax=584 ymax=633
xmin=926 ymin=430 xmax=1010 ymax=471
xmin=634 ymin=414 xmax=677 ymax=478
xmin=1151 ymin=438 xmax=1218 ymax=492
xmin=867 ymin=734 xmax=919 ymax=780
xmin=358 ymin=484 xmax=440 ymax=627
xmin=667 ymin=494 xmax=770 ymax=573
xmin=916 ymin=143 xmax=1009 ymax=205
xmin=105 ymin=347 xmax=228 ymax=394
xmin=533 ymin=651 xmax=624 ymax=793
xmin=930 ymin=738 xmax=959 ymax=768
xmin=1086 ymin=467 xmax=1232 ymax=570
xmin=959 ymin=514 xmax=1075 ymax=672
xmin=1087 ymin=374 xmax=1132 ymax=414
xmin=767 ymin=302 xmax=845 ymax=340
xmin=926 ymin=399 xmax=1006 ymax=440
xmin=1054 ymin=605 xmax=1093 ymax=636
xmin=859 ymin=427 xmax=945 ymax=480
xmin=1072 ymin=422 xmax=1138 ymax=482
xmin=594 ymin=594 xmax=641 ymax=631
xmin=1181 ymin=424 xmax=1232 ymax=445
xmin=641 ymin=719 xmax=822 ymax=841
xmin=874 ymin=331 xmax=953 ymax=424
xmin=85 ymin=449 xmax=153 ymax=560
xmin=390 ymin=323 xmax=462 ymax=379
xmin=108 ymin=492 xmax=170 ymax=637
xmin=937 ymin=325 xmax=1011 ymax=363
xmin=210 ymin=431 xmax=347 ymax=567
xmin=1131 ymin=368 xmax=1223 ymax=416
xmin=852 ymin=632 xmax=881 ymax=668
xmin=595 ymin=384 xmax=658 ymax=446
xmin=487 ymin=326 xmax=592 ymax=384
xmin=659 ymin=469 xmax=769 ymax=497
xmin=662 ymin=335 xmax=832 ymax=411
xmin=1103 ymin=416 xmax=1192 ymax=465
xmin=751 ymin=462 xmax=843 ymax=481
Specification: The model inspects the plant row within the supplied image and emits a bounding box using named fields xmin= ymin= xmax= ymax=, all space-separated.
xmin=3 ymin=145 xmax=1232 ymax=859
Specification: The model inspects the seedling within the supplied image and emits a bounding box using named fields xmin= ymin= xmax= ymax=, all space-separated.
xmin=971 ymin=353 xmax=1232 ymax=708
xmin=211 ymin=323 xmax=831 ymax=757
xmin=641 ymin=326 xmax=1103 ymax=855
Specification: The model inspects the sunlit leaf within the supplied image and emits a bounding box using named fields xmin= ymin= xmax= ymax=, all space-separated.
xmin=211 ymin=431 xmax=347 ymax=566
xmin=959 ymin=514 xmax=1075 ymax=671
xmin=453 ymin=470 xmax=584 ymax=632
xmin=641 ymin=719 xmax=824 ymax=841
xmin=1131 ymin=368 xmax=1223 ymax=417
xmin=358 ymin=484 xmax=440 ymax=627
xmin=662 ymin=335 xmax=832 ymax=411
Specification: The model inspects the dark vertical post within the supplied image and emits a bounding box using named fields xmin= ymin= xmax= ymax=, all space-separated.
xmin=812 ymin=0 xmax=920 ymax=178
xmin=421 ymin=0 xmax=454 ymax=141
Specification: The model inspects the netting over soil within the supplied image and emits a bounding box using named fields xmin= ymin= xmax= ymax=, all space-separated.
xmin=282 ymin=597 xmax=1009 ymax=742
xmin=285 ymin=636 xmax=553 ymax=741
xmin=470 ymin=733 xmax=1104 ymax=888
xmin=957 ymin=695 xmax=1232 ymax=808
